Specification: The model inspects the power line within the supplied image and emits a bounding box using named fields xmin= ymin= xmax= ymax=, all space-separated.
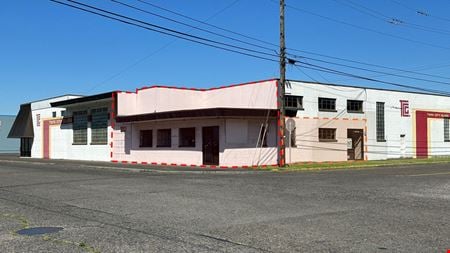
xmin=51 ymin=0 xmax=279 ymax=62
xmin=389 ymin=0 xmax=450 ymax=23
xmin=286 ymin=49 xmax=450 ymax=81
xmin=282 ymin=1 xmax=450 ymax=51
xmin=87 ymin=0 xmax=243 ymax=93
xmin=292 ymin=61 xmax=450 ymax=96
xmin=110 ymin=0 xmax=277 ymax=53
xmin=291 ymin=55 xmax=450 ymax=87
xmin=108 ymin=0 xmax=450 ymax=87
xmin=134 ymin=0 xmax=280 ymax=48
xmin=335 ymin=0 xmax=450 ymax=36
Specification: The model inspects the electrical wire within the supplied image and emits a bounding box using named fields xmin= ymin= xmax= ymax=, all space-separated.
xmin=110 ymin=0 xmax=277 ymax=53
xmin=335 ymin=0 xmax=450 ymax=36
xmin=292 ymin=55 xmax=450 ymax=87
xmin=133 ymin=0 xmax=280 ymax=48
xmin=292 ymin=61 xmax=450 ymax=96
xmin=86 ymin=0 xmax=243 ymax=93
xmin=282 ymin=1 xmax=450 ymax=51
xmin=53 ymin=0 xmax=279 ymax=60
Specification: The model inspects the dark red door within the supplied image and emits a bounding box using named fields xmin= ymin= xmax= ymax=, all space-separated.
xmin=43 ymin=120 xmax=50 ymax=159
xmin=202 ymin=126 xmax=219 ymax=165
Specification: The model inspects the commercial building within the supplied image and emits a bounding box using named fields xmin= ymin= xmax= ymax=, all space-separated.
xmin=0 ymin=115 xmax=19 ymax=154
xmin=8 ymin=79 xmax=450 ymax=166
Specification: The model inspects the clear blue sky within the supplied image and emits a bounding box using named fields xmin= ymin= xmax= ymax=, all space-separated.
xmin=2 ymin=0 xmax=450 ymax=114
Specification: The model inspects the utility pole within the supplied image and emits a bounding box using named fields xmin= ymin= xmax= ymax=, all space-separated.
xmin=278 ymin=0 xmax=286 ymax=167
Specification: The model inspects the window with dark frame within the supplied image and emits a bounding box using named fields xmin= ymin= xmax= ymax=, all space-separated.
xmin=347 ymin=100 xmax=363 ymax=113
xmin=319 ymin=128 xmax=336 ymax=142
xmin=91 ymin=108 xmax=108 ymax=144
xmin=157 ymin=129 xmax=171 ymax=147
xmin=376 ymin=102 xmax=386 ymax=142
xmin=52 ymin=111 xmax=57 ymax=118
xmin=73 ymin=111 xmax=88 ymax=145
xmin=284 ymin=95 xmax=303 ymax=109
xmin=140 ymin=130 xmax=153 ymax=147
xmin=445 ymin=118 xmax=450 ymax=142
xmin=179 ymin=127 xmax=196 ymax=147
xmin=318 ymin=97 xmax=336 ymax=111
xmin=284 ymin=95 xmax=303 ymax=117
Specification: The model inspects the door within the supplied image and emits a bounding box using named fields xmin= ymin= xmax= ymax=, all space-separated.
xmin=43 ymin=120 xmax=50 ymax=159
xmin=202 ymin=126 xmax=219 ymax=165
xmin=347 ymin=129 xmax=364 ymax=160
xmin=20 ymin=138 xmax=32 ymax=157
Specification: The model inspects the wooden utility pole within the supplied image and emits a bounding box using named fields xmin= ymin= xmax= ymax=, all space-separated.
xmin=278 ymin=0 xmax=286 ymax=167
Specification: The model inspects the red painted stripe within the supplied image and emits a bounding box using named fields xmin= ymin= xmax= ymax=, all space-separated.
xmin=231 ymin=166 xmax=239 ymax=169
xmin=121 ymin=161 xmax=128 ymax=164
xmin=141 ymin=162 xmax=148 ymax=165
xmin=151 ymin=162 xmax=158 ymax=165
xmin=200 ymin=165 xmax=207 ymax=168
xmin=170 ymin=163 xmax=177 ymax=166
xmin=210 ymin=165 xmax=217 ymax=169
xmin=180 ymin=164 xmax=187 ymax=167
xmin=242 ymin=165 xmax=249 ymax=169
xmin=161 ymin=163 xmax=168 ymax=166
xmin=190 ymin=164 xmax=197 ymax=167
xmin=131 ymin=161 xmax=138 ymax=164
xmin=219 ymin=166 xmax=228 ymax=169
xmin=111 ymin=160 xmax=118 ymax=163
xmin=110 ymin=152 xmax=113 ymax=158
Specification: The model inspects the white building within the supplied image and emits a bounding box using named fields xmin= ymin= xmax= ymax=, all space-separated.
xmin=286 ymin=80 xmax=450 ymax=163
xmin=8 ymin=79 xmax=450 ymax=166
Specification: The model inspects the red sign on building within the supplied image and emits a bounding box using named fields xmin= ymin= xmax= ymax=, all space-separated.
xmin=400 ymin=100 xmax=410 ymax=117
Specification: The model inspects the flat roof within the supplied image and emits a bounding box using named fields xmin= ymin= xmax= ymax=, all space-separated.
xmin=288 ymin=79 xmax=450 ymax=98
xmin=51 ymin=92 xmax=113 ymax=107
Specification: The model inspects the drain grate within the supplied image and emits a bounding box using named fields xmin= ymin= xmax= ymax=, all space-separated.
xmin=16 ymin=227 xmax=64 ymax=236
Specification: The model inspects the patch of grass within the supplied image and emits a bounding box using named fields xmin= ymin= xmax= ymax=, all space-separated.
xmin=272 ymin=157 xmax=450 ymax=172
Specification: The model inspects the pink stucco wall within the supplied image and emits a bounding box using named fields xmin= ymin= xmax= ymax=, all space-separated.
xmin=117 ymin=79 xmax=278 ymax=116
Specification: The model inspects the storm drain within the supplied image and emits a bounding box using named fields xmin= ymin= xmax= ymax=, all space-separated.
xmin=16 ymin=227 xmax=64 ymax=236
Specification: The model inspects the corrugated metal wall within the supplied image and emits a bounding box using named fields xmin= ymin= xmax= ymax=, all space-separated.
xmin=0 ymin=116 xmax=19 ymax=153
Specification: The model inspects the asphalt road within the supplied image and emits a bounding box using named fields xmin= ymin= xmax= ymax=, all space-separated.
xmin=0 ymin=158 xmax=448 ymax=252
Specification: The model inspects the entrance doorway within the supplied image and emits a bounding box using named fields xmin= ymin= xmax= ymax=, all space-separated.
xmin=43 ymin=120 xmax=50 ymax=159
xmin=20 ymin=138 xmax=32 ymax=157
xmin=347 ymin=129 xmax=364 ymax=160
xmin=202 ymin=126 xmax=219 ymax=165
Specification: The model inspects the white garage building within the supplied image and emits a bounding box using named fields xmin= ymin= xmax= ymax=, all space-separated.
xmin=8 ymin=79 xmax=450 ymax=167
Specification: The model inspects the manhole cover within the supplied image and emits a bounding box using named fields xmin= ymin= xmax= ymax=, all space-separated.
xmin=16 ymin=227 xmax=63 ymax=236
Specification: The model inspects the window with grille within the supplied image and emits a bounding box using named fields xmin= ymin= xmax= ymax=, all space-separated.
xmin=347 ymin=100 xmax=363 ymax=113
xmin=319 ymin=128 xmax=336 ymax=142
xmin=318 ymin=97 xmax=337 ymax=111
xmin=376 ymin=102 xmax=385 ymax=142
xmin=91 ymin=108 xmax=108 ymax=144
xmin=157 ymin=129 xmax=171 ymax=147
xmin=179 ymin=127 xmax=196 ymax=147
xmin=73 ymin=111 xmax=88 ymax=145
xmin=445 ymin=118 xmax=450 ymax=142
xmin=140 ymin=130 xmax=153 ymax=147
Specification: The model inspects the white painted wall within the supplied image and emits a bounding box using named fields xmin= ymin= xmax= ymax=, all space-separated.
xmin=30 ymin=97 xmax=111 ymax=161
xmin=287 ymin=81 xmax=450 ymax=161
xmin=30 ymin=95 xmax=81 ymax=158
